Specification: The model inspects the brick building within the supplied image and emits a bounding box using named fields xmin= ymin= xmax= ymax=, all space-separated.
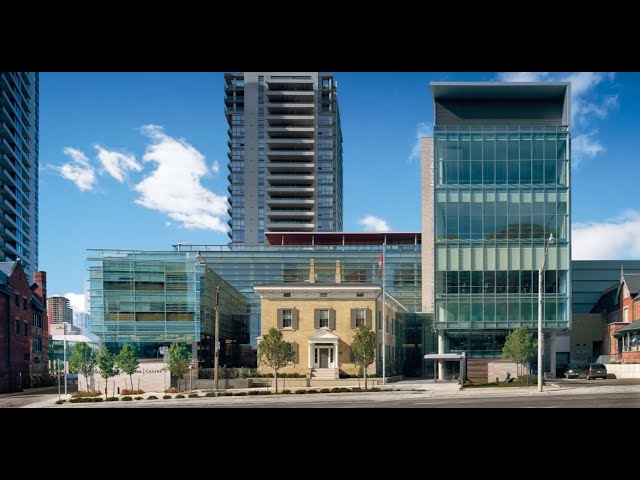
xmin=599 ymin=272 xmax=640 ymax=362
xmin=254 ymin=259 xmax=406 ymax=378
xmin=0 ymin=261 xmax=48 ymax=393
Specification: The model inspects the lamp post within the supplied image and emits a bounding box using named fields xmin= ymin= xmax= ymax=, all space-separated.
xmin=195 ymin=254 xmax=220 ymax=391
xmin=189 ymin=360 xmax=194 ymax=392
xmin=538 ymin=233 xmax=555 ymax=393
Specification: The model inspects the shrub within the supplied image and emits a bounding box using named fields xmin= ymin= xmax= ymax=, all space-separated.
xmin=281 ymin=389 xmax=292 ymax=394
xmin=205 ymin=392 xmax=217 ymax=397
xmin=294 ymin=389 xmax=307 ymax=394
xmin=71 ymin=390 xmax=102 ymax=398
xmin=121 ymin=389 xmax=145 ymax=395
xmin=106 ymin=397 xmax=119 ymax=402
xmin=339 ymin=387 xmax=350 ymax=393
xmin=163 ymin=395 xmax=172 ymax=399
xmin=188 ymin=393 xmax=199 ymax=398
xmin=55 ymin=400 xmax=65 ymax=405
xmin=307 ymin=389 xmax=319 ymax=394
xmin=233 ymin=392 xmax=247 ymax=396
xmin=147 ymin=396 xmax=158 ymax=400
xmin=164 ymin=387 xmax=183 ymax=393
xmin=330 ymin=387 xmax=341 ymax=393
xmin=320 ymin=388 xmax=331 ymax=393
xmin=218 ymin=392 xmax=232 ymax=396
xmin=134 ymin=396 xmax=143 ymax=400
xmin=248 ymin=390 xmax=260 ymax=395
xmin=257 ymin=390 xmax=271 ymax=395
xmin=121 ymin=396 xmax=133 ymax=401
xmin=369 ymin=387 xmax=380 ymax=392
xmin=175 ymin=394 xmax=185 ymax=399
xmin=69 ymin=397 xmax=104 ymax=403
xmin=351 ymin=387 xmax=363 ymax=392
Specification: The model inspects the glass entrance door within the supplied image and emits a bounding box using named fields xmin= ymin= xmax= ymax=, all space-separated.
xmin=319 ymin=348 xmax=329 ymax=368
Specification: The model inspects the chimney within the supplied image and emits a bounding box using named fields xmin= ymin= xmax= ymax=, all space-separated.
xmin=33 ymin=271 xmax=47 ymax=304
xmin=335 ymin=260 xmax=341 ymax=283
xmin=309 ymin=259 xmax=316 ymax=283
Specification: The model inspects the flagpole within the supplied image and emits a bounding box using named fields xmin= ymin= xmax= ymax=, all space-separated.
xmin=382 ymin=236 xmax=386 ymax=385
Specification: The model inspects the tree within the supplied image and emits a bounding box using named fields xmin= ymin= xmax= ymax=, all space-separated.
xmin=352 ymin=326 xmax=376 ymax=390
xmin=166 ymin=343 xmax=190 ymax=391
xmin=96 ymin=348 xmax=120 ymax=400
xmin=258 ymin=328 xmax=295 ymax=393
xmin=68 ymin=342 xmax=96 ymax=392
xmin=502 ymin=325 xmax=537 ymax=382
xmin=116 ymin=344 xmax=139 ymax=391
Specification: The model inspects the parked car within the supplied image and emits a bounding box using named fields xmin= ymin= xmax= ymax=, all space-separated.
xmin=564 ymin=363 xmax=582 ymax=379
xmin=584 ymin=363 xmax=607 ymax=380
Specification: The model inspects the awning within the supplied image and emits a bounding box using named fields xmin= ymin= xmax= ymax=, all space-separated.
xmin=614 ymin=319 xmax=640 ymax=335
xmin=423 ymin=353 xmax=465 ymax=360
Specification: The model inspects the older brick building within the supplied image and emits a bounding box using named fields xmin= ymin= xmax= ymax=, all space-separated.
xmin=599 ymin=273 xmax=640 ymax=362
xmin=0 ymin=261 xmax=48 ymax=393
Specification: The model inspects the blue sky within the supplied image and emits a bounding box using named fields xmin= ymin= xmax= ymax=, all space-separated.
xmin=40 ymin=72 xmax=640 ymax=311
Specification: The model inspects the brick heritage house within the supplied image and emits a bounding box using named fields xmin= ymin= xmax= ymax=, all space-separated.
xmin=0 ymin=261 xmax=48 ymax=393
xmin=254 ymin=260 xmax=406 ymax=379
xmin=601 ymin=272 xmax=640 ymax=362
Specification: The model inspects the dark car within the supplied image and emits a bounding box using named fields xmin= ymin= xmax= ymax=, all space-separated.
xmin=584 ymin=363 xmax=607 ymax=380
xmin=564 ymin=363 xmax=582 ymax=379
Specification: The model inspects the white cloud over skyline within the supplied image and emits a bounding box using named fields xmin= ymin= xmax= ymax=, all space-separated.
xmin=94 ymin=145 xmax=141 ymax=182
xmin=408 ymin=122 xmax=433 ymax=163
xmin=358 ymin=215 xmax=390 ymax=232
xmin=134 ymin=124 xmax=228 ymax=232
xmin=572 ymin=210 xmax=640 ymax=260
xmin=56 ymin=147 xmax=97 ymax=191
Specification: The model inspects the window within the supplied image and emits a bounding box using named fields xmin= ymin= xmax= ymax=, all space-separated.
xmin=319 ymin=292 xmax=328 ymax=298
xmin=15 ymin=319 xmax=19 ymax=334
xmin=354 ymin=309 xmax=366 ymax=328
xmin=623 ymin=308 xmax=629 ymax=323
xmin=319 ymin=309 xmax=329 ymax=328
xmin=23 ymin=321 xmax=27 ymax=336
xmin=356 ymin=292 xmax=364 ymax=297
xmin=23 ymin=353 xmax=30 ymax=362
xmin=283 ymin=292 xmax=291 ymax=298
xmin=14 ymin=294 xmax=19 ymax=307
xmin=23 ymin=297 xmax=27 ymax=310
xmin=282 ymin=309 xmax=292 ymax=329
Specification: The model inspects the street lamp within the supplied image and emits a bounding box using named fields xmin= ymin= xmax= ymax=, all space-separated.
xmin=189 ymin=360 xmax=195 ymax=392
xmin=538 ymin=233 xmax=555 ymax=393
xmin=195 ymin=254 xmax=220 ymax=391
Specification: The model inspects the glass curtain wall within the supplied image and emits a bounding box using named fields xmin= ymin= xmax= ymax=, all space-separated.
xmin=434 ymin=126 xmax=570 ymax=355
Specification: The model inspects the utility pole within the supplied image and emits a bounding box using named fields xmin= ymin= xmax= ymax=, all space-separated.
xmin=214 ymin=285 xmax=220 ymax=390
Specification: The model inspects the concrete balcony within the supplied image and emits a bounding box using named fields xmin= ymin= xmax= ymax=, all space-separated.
xmin=267 ymin=174 xmax=314 ymax=185
xmin=0 ymin=198 xmax=17 ymax=214
xmin=267 ymin=103 xmax=314 ymax=115
xmin=266 ymin=221 xmax=315 ymax=231
xmin=267 ymin=138 xmax=314 ymax=150
xmin=267 ymin=186 xmax=314 ymax=196
xmin=268 ymin=198 xmax=315 ymax=207
xmin=267 ymin=162 xmax=315 ymax=173
xmin=267 ymin=210 xmax=314 ymax=219
xmin=267 ymin=126 xmax=314 ymax=138
xmin=267 ymin=150 xmax=314 ymax=161
xmin=267 ymin=90 xmax=314 ymax=102
xmin=267 ymin=115 xmax=314 ymax=127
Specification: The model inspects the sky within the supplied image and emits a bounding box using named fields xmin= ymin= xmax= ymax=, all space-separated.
xmin=39 ymin=72 xmax=640 ymax=312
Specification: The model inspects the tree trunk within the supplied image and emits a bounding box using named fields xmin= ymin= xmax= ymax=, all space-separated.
xmin=130 ymin=375 xmax=134 ymax=392
xmin=105 ymin=379 xmax=108 ymax=400
xmin=364 ymin=365 xmax=368 ymax=390
xmin=274 ymin=369 xmax=278 ymax=393
xmin=84 ymin=374 xmax=89 ymax=392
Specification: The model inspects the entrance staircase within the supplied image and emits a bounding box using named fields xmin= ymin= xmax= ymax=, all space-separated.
xmin=310 ymin=368 xmax=339 ymax=379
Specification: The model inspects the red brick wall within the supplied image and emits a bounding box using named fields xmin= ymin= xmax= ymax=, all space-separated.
xmin=0 ymin=264 xmax=48 ymax=393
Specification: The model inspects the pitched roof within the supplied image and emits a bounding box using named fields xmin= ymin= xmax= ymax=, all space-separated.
xmin=590 ymin=284 xmax=619 ymax=314
xmin=614 ymin=319 xmax=640 ymax=334
xmin=0 ymin=261 xmax=18 ymax=277
xmin=623 ymin=273 xmax=640 ymax=297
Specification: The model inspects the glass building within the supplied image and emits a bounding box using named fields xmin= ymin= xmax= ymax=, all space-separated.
xmin=0 ymin=72 xmax=39 ymax=279
xmin=426 ymin=83 xmax=571 ymax=369
xmin=87 ymin=251 xmax=249 ymax=366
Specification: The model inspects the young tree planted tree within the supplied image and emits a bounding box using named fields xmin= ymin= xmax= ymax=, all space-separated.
xmin=258 ymin=328 xmax=295 ymax=393
xmin=166 ymin=343 xmax=190 ymax=391
xmin=96 ymin=348 xmax=120 ymax=399
xmin=68 ymin=342 xmax=96 ymax=392
xmin=502 ymin=325 xmax=537 ymax=383
xmin=352 ymin=325 xmax=376 ymax=390
xmin=116 ymin=344 xmax=139 ymax=391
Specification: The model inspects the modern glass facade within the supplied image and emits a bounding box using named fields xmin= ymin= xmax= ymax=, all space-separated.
xmin=87 ymin=251 xmax=249 ymax=365
xmin=430 ymin=83 xmax=571 ymax=358
xmin=0 ymin=72 xmax=39 ymax=279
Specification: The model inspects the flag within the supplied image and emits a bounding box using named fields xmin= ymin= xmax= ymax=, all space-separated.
xmin=374 ymin=250 xmax=384 ymax=280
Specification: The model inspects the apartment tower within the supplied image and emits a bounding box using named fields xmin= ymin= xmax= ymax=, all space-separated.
xmin=224 ymin=72 xmax=343 ymax=244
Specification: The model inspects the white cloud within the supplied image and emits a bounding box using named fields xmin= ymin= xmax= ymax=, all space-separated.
xmin=56 ymin=147 xmax=97 ymax=191
xmin=408 ymin=122 xmax=433 ymax=163
xmin=497 ymin=72 xmax=617 ymax=167
xmin=94 ymin=145 xmax=141 ymax=182
xmin=63 ymin=292 xmax=87 ymax=314
xmin=497 ymin=72 xmax=550 ymax=82
xmin=212 ymin=160 xmax=220 ymax=174
xmin=572 ymin=131 xmax=605 ymax=168
xmin=572 ymin=210 xmax=640 ymax=260
xmin=134 ymin=125 xmax=228 ymax=231
xmin=358 ymin=215 xmax=390 ymax=232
